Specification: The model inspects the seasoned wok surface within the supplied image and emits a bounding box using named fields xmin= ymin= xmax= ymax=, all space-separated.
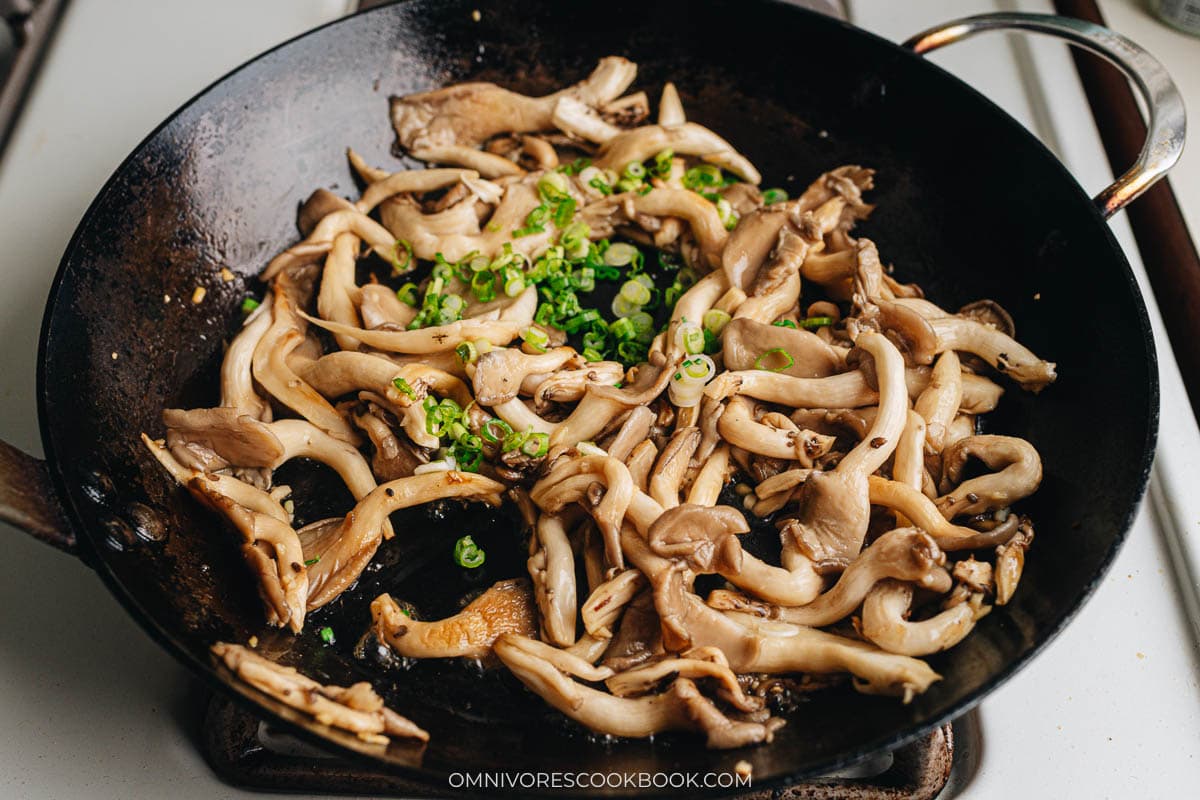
xmin=38 ymin=0 xmax=1153 ymax=790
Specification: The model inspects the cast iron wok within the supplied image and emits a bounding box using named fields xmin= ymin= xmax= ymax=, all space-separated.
xmin=0 ymin=1 xmax=1177 ymax=796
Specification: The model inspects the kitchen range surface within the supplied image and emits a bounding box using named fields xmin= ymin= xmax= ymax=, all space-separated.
xmin=0 ymin=1 xmax=1197 ymax=798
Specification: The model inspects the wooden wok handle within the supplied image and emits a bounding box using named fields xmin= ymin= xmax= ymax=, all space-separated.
xmin=0 ymin=439 xmax=75 ymax=554
xmin=904 ymin=11 xmax=1186 ymax=218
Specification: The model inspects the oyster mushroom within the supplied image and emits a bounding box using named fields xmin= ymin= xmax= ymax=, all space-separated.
xmin=582 ymin=568 xmax=647 ymax=639
xmin=221 ymin=297 xmax=274 ymax=422
xmin=720 ymin=318 xmax=845 ymax=378
xmin=783 ymin=332 xmax=908 ymax=570
xmin=212 ymin=643 xmax=428 ymax=744
xmin=628 ymin=188 xmax=729 ymax=268
xmin=716 ymin=396 xmax=836 ymax=465
xmin=391 ymin=56 xmax=636 ymax=150
xmin=493 ymin=634 xmax=782 ymax=749
xmin=357 ymin=282 xmax=418 ymax=330
xmin=657 ymin=82 xmax=686 ymax=127
xmin=915 ymin=350 xmax=962 ymax=452
xmin=595 ymin=122 xmax=761 ymax=184
xmin=867 ymin=475 xmax=1021 ymax=551
xmin=937 ymin=435 xmax=1043 ymax=517
xmin=706 ymin=528 xmax=950 ymax=627
xmin=648 ymin=427 xmax=701 ymax=509
xmin=308 ymin=471 xmax=506 ymax=609
xmin=472 ymin=346 xmax=579 ymax=405
xmin=298 ymin=285 xmax=537 ymax=354
xmin=529 ymin=513 xmax=579 ymax=647
xmin=143 ymin=436 xmax=306 ymax=631
xmin=927 ymin=315 xmax=1057 ymax=391
xmin=860 ymin=580 xmax=989 ymax=656
xmin=530 ymin=454 xmax=635 ymax=569
xmin=372 ymin=579 xmax=537 ymax=660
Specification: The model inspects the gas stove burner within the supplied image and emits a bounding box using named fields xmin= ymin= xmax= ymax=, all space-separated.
xmin=201 ymin=692 xmax=974 ymax=799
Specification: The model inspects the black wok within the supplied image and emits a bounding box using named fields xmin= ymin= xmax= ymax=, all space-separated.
xmin=0 ymin=1 xmax=1178 ymax=796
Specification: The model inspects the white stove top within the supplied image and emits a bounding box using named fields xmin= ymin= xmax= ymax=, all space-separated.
xmin=1 ymin=1 xmax=1198 ymax=797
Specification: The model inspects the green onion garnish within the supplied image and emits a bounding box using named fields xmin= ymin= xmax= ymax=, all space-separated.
xmin=502 ymin=427 xmax=531 ymax=453
xmin=481 ymin=417 xmax=513 ymax=443
xmin=520 ymin=326 xmax=550 ymax=352
xmin=762 ymin=188 xmax=789 ymax=205
xmin=392 ymin=376 xmax=417 ymax=399
xmin=521 ymin=432 xmax=550 ymax=458
xmin=652 ymin=148 xmax=674 ymax=177
xmin=703 ymin=309 xmax=731 ymax=335
xmin=799 ymin=316 xmax=835 ymax=329
xmin=241 ymin=297 xmax=260 ymax=313
xmin=319 ymin=626 xmax=335 ymax=645
xmin=391 ymin=239 xmax=414 ymax=274
xmin=453 ymin=535 xmax=486 ymax=569
xmin=396 ymin=282 xmax=420 ymax=306
xmin=588 ymin=176 xmax=613 ymax=195
xmin=623 ymin=161 xmax=646 ymax=180
xmin=304 ymin=557 xmax=320 ymax=566
xmin=455 ymin=341 xmax=478 ymax=365
xmin=604 ymin=242 xmax=639 ymax=267
xmin=715 ymin=197 xmax=738 ymax=230
xmin=773 ymin=319 xmax=798 ymax=329
xmin=754 ymin=348 xmax=795 ymax=372
xmin=682 ymin=164 xmax=723 ymax=189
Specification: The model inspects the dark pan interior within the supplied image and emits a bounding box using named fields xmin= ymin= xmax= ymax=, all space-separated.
xmin=37 ymin=0 xmax=1156 ymax=795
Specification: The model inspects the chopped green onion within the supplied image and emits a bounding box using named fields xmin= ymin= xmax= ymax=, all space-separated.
xmin=773 ymin=319 xmax=798 ymax=329
xmin=610 ymin=316 xmax=636 ymax=341
xmin=623 ymin=161 xmax=646 ymax=180
xmin=762 ymin=188 xmax=789 ymax=205
xmin=588 ymin=176 xmax=613 ymax=195
xmin=715 ymin=197 xmax=738 ymax=230
xmin=520 ymin=326 xmax=550 ymax=352
xmin=537 ymin=170 xmax=571 ymax=201
xmin=451 ymin=443 xmax=482 ymax=472
xmin=442 ymin=293 xmax=465 ymax=314
xmin=615 ymin=177 xmax=642 ymax=193
xmin=304 ymin=557 xmax=320 ymax=566
xmin=392 ymin=377 xmax=417 ymax=399
xmin=604 ymin=242 xmax=639 ymax=267
xmin=502 ymin=428 xmax=531 ymax=453
xmin=616 ymin=340 xmax=648 ymax=364
xmin=678 ymin=322 xmax=705 ymax=354
xmin=520 ymin=432 xmax=550 ymax=458
xmin=754 ymin=347 xmax=795 ymax=372
xmin=611 ymin=294 xmax=640 ymax=319
xmin=628 ymin=311 xmax=655 ymax=342
xmin=391 ymin=239 xmax=414 ymax=274
xmin=703 ymin=309 xmax=731 ymax=335
xmin=470 ymin=269 xmax=497 ymax=302
xmin=799 ymin=316 xmax=835 ymax=329
xmin=582 ymin=346 xmax=604 ymax=362
xmin=319 ymin=626 xmax=335 ymax=645
xmin=683 ymin=164 xmax=723 ymax=189
xmin=552 ymin=197 xmax=576 ymax=228
xmin=481 ymin=417 xmax=513 ymax=443
xmin=396 ymin=282 xmax=420 ymax=306
xmin=455 ymin=341 xmax=478 ymax=365
xmin=504 ymin=275 xmax=526 ymax=297
xmin=619 ymin=279 xmax=652 ymax=306
xmin=453 ymin=535 xmax=486 ymax=569
xmin=652 ymin=148 xmax=674 ymax=177
xmin=240 ymin=297 xmax=260 ymax=313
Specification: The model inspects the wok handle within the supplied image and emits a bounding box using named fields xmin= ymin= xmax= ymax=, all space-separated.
xmin=0 ymin=439 xmax=76 ymax=554
xmin=904 ymin=12 xmax=1185 ymax=219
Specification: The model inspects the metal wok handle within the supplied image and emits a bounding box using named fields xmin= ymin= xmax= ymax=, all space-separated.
xmin=904 ymin=12 xmax=1185 ymax=219
xmin=0 ymin=439 xmax=75 ymax=554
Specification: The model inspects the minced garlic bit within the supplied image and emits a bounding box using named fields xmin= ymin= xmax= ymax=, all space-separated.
xmin=219 ymin=267 xmax=235 ymax=282
xmin=283 ymin=499 xmax=295 ymax=515
xmin=110 ymin=352 xmax=119 ymax=360
xmin=191 ymin=286 xmax=207 ymax=304
xmin=471 ymin=9 xmax=481 ymax=21
xmin=248 ymin=635 xmax=259 ymax=648
xmin=163 ymin=293 xmax=171 ymax=304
